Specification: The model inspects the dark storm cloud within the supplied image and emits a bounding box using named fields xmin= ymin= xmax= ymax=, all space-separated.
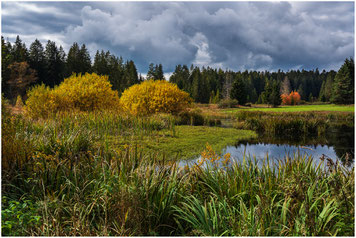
xmin=1 ymin=1 xmax=354 ymax=73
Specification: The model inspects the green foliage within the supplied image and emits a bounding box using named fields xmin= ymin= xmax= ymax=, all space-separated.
xmin=1 ymin=109 xmax=354 ymax=236
xmin=29 ymin=39 xmax=46 ymax=85
xmin=224 ymin=104 xmax=354 ymax=113
xmin=176 ymin=110 xmax=222 ymax=127
xmin=147 ymin=63 xmax=164 ymax=80
xmin=230 ymin=77 xmax=247 ymax=105
xmin=44 ymin=40 xmax=66 ymax=87
xmin=2 ymin=35 xmax=349 ymax=106
xmin=234 ymin=111 xmax=354 ymax=137
xmin=262 ymin=79 xmax=281 ymax=107
xmin=218 ymin=98 xmax=239 ymax=108
xmin=66 ymin=42 xmax=92 ymax=76
xmin=2 ymin=197 xmax=41 ymax=236
xmin=331 ymin=58 xmax=354 ymax=104
xmin=176 ymin=110 xmax=205 ymax=126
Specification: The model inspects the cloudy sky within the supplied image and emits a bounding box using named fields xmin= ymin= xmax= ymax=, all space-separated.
xmin=1 ymin=1 xmax=354 ymax=74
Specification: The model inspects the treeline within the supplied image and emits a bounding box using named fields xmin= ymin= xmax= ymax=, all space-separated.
xmin=1 ymin=36 xmax=144 ymax=101
xmin=2 ymin=35 xmax=354 ymax=105
xmin=170 ymin=62 xmax=353 ymax=106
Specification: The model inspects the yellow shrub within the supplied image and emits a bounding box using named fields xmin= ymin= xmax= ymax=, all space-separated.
xmin=15 ymin=95 xmax=24 ymax=107
xmin=25 ymin=73 xmax=120 ymax=118
xmin=25 ymin=84 xmax=57 ymax=118
xmin=120 ymin=80 xmax=192 ymax=115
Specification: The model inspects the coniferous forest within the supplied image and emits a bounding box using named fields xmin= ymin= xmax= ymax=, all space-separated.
xmin=2 ymin=35 xmax=354 ymax=106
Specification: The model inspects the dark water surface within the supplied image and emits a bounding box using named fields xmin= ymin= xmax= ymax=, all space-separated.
xmin=178 ymin=126 xmax=354 ymax=169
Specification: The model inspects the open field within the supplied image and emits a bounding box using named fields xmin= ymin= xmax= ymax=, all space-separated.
xmin=223 ymin=104 xmax=355 ymax=113
xmin=109 ymin=125 xmax=256 ymax=159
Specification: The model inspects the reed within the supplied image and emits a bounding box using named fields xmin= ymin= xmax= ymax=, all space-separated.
xmin=2 ymin=108 xmax=354 ymax=236
xmin=234 ymin=111 xmax=354 ymax=137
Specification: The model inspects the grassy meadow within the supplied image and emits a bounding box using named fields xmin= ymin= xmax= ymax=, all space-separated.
xmin=223 ymin=104 xmax=355 ymax=113
xmin=2 ymin=100 xmax=355 ymax=236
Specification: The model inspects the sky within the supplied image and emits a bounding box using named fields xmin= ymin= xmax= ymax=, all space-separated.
xmin=1 ymin=1 xmax=354 ymax=74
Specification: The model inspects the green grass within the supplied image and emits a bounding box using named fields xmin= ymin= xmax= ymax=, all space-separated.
xmin=224 ymin=104 xmax=354 ymax=113
xmin=1 ymin=107 xmax=354 ymax=236
xmin=109 ymin=125 xmax=257 ymax=159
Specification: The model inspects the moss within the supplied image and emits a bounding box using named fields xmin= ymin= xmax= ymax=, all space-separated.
xmin=110 ymin=125 xmax=257 ymax=160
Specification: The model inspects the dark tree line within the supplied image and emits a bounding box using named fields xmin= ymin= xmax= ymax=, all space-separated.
xmin=2 ymin=35 xmax=354 ymax=106
xmin=1 ymin=35 xmax=143 ymax=101
xmin=169 ymin=60 xmax=354 ymax=106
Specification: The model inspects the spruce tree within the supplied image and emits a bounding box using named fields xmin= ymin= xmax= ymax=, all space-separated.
xmin=44 ymin=40 xmax=65 ymax=87
xmin=1 ymin=37 xmax=13 ymax=98
xmin=12 ymin=35 xmax=28 ymax=62
xmin=331 ymin=58 xmax=354 ymax=104
xmin=29 ymin=39 xmax=46 ymax=84
xmin=230 ymin=76 xmax=246 ymax=105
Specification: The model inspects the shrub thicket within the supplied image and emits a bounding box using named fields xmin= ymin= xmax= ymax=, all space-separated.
xmin=120 ymin=80 xmax=192 ymax=115
xmin=25 ymin=73 xmax=120 ymax=118
xmin=218 ymin=99 xmax=239 ymax=108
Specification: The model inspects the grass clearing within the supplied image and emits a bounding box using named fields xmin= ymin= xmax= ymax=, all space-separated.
xmin=109 ymin=125 xmax=257 ymax=159
xmin=223 ymin=104 xmax=354 ymax=113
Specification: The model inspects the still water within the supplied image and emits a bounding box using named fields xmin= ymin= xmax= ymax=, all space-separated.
xmin=178 ymin=127 xmax=354 ymax=169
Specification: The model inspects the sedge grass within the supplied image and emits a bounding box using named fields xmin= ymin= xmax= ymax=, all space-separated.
xmin=2 ymin=109 xmax=354 ymax=236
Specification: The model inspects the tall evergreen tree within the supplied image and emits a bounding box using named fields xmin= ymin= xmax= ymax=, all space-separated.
xmin=331 ymin=58 xmax=354 ymax=104
xmin=124 ymin=60 xmax=139 ymax=88
xmin=147 ymin=63 xmax=164 ymax=80
xmin=269 ymin=80 xmax=281 ymax=107
xmin=12 ymin=35 xmax=28 ymax=62
xmin=44 ymin=40 xmax=65 ymax=87
xmin=1 ymin=37 xmax=13 ymax=98
xmin=28 ymin=39 xmax=46 ymax=84
xmin=230 ymin=76 xmax=246 ymax=105
xmin=79 ymin=44 xmax=92 ymax=73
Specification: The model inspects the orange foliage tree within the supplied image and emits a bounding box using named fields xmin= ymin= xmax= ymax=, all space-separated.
xmin=281 ymin=91 xmax=301 ymax=105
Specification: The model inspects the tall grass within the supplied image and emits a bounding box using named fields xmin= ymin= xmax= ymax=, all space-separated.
xmin=2 ymin=109 xmax=354 ymax=236
xmin=234 ymin=111 xmax=354 ymax=138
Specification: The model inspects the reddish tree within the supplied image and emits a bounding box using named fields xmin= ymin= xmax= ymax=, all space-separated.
xmin=281 ymin=91 xmax=301 ymax=105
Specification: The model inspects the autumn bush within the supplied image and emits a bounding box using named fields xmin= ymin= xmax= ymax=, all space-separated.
xmin=281 ymin=91 xmax=301 ymax=105
xmin=120 ymin=80 xmax=192 ymax=115
xmin=25 ymin=73 xmax=120 ymax=118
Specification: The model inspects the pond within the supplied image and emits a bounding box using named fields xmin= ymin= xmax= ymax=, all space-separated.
xmin=178 ymin=126 xmax=354 ymax=169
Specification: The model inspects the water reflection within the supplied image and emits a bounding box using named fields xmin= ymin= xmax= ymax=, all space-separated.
xmin=178 ymin=126 xmax=354 ymax=169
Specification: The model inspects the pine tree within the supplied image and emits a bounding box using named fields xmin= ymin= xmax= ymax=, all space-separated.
xmin=331 ymin=58 xmax=354 ymax=104
xmin=230 ymin=76 xmax=246 ymax=105
xmin=147 ymin=63 xmax=155 ymax=80
xmin=269 ymin=80 xmax=281 ymax=107
xmin=2 ymin=37 xmax=13 ymax=98
xmin=79 ymin=44 xmax=92 ymax=73
xmin=29 ymin=39 xmax=46 ymax=84
xmin=44 ymin=40 xmax=65 ymax=87
xmin=12 ymin=35 xmax=28 ymax=62
xmin=147 ymin=63 xmax=164 ymax=80
xmin=124 ymin=60 xmax=139 ymax=88
xmin=156 ymin=64 xmax=165 ymax=80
